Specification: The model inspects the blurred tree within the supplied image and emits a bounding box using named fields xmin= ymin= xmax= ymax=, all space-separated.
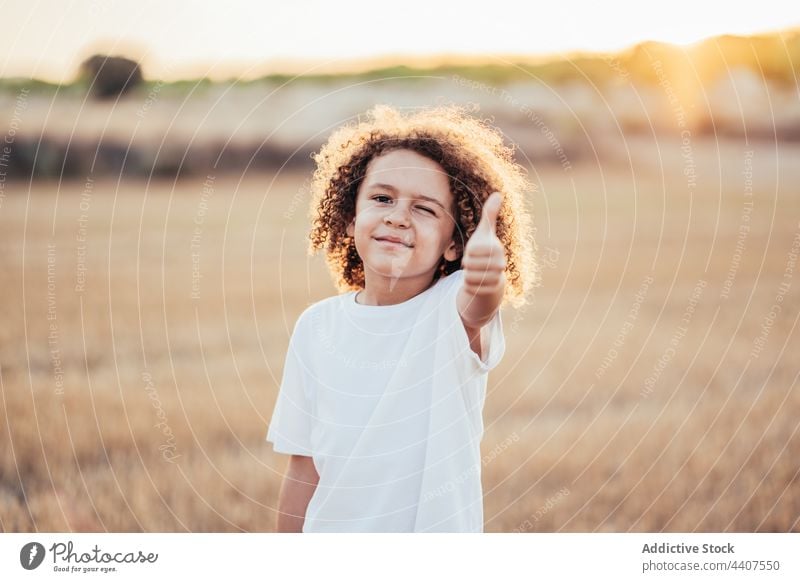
xmin=79 ymin=54 xmax=143 ymax=99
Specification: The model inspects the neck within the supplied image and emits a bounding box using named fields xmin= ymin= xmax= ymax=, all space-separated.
xmin=357 ymin=268 xmax=439 ymax=306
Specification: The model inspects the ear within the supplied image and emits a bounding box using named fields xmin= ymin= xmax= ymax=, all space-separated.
xmin=346 ymin=218 xmax=355 ymax=237
xmin=443 ymin=239 xmax=460 ymax=262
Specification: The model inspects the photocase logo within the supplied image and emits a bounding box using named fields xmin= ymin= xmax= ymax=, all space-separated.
xmin=20 ymin=542 xmax=46 ymax=570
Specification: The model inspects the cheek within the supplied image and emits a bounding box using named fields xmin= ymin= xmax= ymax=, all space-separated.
xmin=416 ymin=225 xmax=450 ymax=255
xmin=352 ymin=211 xmax=383 ymax=248
xmin=353 ymin=213 xmax=374 ymax=237
xmin=355 ymin=205 xmax=379 ymax=223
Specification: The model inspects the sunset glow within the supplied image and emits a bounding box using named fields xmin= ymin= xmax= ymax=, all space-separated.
xmin=2 ymin=0 xmax=799 ymax=82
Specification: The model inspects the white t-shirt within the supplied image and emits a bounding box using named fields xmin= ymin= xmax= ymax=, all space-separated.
xmin=266 ymin=269 xmax=505 ymax=532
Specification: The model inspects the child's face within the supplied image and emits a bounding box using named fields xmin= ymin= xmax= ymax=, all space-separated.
xmin=347 ymin=149 xmax=460 ymax=287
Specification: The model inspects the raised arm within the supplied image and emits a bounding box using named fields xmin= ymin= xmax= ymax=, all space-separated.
xmin=457 ymin=192 xmax=507 ymax=359
xmin=276 ymin=454 xmax=319 ymax=532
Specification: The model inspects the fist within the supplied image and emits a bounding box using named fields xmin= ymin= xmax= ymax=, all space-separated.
xmin=462 ymin=192 xmax=507 ymax=296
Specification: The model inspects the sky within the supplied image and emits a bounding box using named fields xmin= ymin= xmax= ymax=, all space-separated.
xmin=2 ymin=0 xmax=799 ymax=82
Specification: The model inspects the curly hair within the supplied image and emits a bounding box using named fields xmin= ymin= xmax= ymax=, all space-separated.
xmin=308 ymin=104 xmax=539 ymax=307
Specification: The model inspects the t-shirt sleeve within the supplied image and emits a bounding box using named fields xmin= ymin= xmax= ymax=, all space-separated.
xmin=445 ymin=270 xmax=506 ymax=375
xmin=266 ymin=313 xmax=315 ymax=456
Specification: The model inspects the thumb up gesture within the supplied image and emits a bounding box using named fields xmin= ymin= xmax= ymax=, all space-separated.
xmin=462 ymin=192 xmax=507 ymax=297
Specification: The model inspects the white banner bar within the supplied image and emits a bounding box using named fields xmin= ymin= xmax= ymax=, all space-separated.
xmin=2 ymin=533 xmax=798 ymax=581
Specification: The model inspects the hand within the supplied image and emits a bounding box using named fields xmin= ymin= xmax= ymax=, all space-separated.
xmin=462 ymin=192 xmax=507 ymax=296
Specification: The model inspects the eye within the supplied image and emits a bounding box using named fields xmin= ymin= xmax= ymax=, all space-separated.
xmin=372 ymin=194 xmax=392 ymax=204
xmin=415 ymin=205 xmax=436 ymax=215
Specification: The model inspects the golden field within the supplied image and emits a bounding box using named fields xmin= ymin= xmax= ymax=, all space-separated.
xmin=1 ymin=136 xmax=799 ymax=532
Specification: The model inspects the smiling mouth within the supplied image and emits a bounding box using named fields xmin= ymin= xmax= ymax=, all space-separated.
xmin=373 ymin=237 xmax=413 ymax=248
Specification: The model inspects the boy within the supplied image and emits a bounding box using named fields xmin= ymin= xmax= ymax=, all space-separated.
xmin=267 ymin=105 xmax=536 ymax=532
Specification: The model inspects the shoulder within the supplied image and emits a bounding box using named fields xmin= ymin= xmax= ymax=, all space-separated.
xmin=292 ymin=292 xmax=352 ymax=333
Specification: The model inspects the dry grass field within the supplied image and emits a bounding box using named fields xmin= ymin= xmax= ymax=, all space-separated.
xmin=1 ymin=136 xmax=798 ymax=532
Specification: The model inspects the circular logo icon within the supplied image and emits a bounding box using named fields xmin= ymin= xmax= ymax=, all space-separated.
xmin=20 ymin=542 xmax=46 ymax=570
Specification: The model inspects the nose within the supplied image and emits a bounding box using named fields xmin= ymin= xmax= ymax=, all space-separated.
xmin=384 ymin=202 xmax=410 ymax=227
